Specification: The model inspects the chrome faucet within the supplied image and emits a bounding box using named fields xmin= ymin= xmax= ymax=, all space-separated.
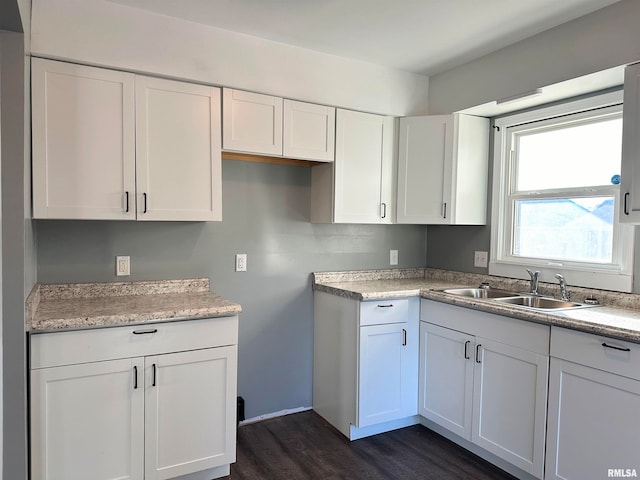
xmin=555 ymin=274 xmax=570 ymax=301
xmin=526 ymin=269 xmax=541 ymax=296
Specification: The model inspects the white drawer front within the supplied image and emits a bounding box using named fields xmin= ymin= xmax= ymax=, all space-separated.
xmin=31 ymin=316 xmax=239 ymax=369
xmin=550 ymin=326 xmax=640 ymax=380
xmin=359 ymin=299 xmax=409 ymax=326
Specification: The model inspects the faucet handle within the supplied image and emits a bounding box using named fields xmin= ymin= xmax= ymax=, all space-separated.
xmin=526 ymin=269 xmax=540 ymax=279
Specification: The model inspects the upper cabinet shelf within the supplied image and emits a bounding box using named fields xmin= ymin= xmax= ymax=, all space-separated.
xmin=396 ymin=114 xmax=489 ymax=225
xmin=32 ymin=58 xmax=222 ymax=221
xmin=222 ymin=88 xmax=336 ymax=162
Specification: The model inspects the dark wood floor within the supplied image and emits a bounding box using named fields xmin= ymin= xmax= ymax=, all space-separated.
xmin=228 ymin=411 xmax=517 ymax=480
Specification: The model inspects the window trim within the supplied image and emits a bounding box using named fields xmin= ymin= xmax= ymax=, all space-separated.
xmin=490 ymin=90 xmax=634 ymax=293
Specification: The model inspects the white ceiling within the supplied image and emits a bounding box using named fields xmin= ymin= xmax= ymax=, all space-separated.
xmin=109 ymin=0 xmax=622 ymax=76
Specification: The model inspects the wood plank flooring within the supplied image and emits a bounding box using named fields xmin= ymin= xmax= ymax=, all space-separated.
xmin=229 ymin=411 xmax=517 ymax=480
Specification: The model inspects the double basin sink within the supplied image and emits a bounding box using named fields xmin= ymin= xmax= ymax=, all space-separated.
xmin=441 ymin=287 xmax=595 ymax=311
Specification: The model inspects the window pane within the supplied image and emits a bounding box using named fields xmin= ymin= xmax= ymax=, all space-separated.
xmin=515 ymin=116 xmax=622 ymax=191
xmin=513 ymin=197 xmax=614 ymax=263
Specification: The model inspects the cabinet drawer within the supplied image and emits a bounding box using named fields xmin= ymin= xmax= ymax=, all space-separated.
xmin=360 ymin=299 xmax=409 ymax=326
xmin=31 ymin=316 xmax=239 ymax=369
xmin=550 ymin=326 xmax=640 ymax=380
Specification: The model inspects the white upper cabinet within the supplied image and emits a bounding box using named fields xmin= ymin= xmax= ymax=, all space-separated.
xmin=283 ymin=99 xmax=335 ymax=162
xmin=222 ymin=88 xmax=283 ymax=156
xmin=136 ymin=76 xmax=221 ymax=221
xmin=32 ymin=58 xmax=222 ymax=221
xmin=397 ymin=113 xmax=489 ymax=225
xmin=620 ymin=62 xmax=640 ymax=223
xmin=32 ymin=58 xmax=137 ymax=220
xmin=311 ymin=109 xmax=395 ymax=223
xmin=222 ymin=89 xmax=335 ymax=162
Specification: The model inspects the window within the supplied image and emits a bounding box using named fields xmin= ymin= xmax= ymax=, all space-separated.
xmin=491 ymin=91 xmax=634 ymax=292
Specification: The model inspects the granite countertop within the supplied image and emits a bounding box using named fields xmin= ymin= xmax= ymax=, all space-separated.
xmin=313 ymin=268 xmax=640 ymax=344
xmin=26 ymin=278 xmax=242 ymax=333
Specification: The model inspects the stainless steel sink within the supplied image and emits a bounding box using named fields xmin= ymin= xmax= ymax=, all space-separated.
xmin=441 ymin=287 xmax=596 ymax=311
xmin=493 ymin=296 xmax=584 ymax=310
xmin=443 ymin=288 xmax=519 ymax=299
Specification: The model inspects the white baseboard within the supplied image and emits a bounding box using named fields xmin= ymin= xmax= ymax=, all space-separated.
xmin=239 ymin=406 xmax=312 ymax=426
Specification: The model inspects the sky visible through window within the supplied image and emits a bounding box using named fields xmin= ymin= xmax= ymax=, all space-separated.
xmin=512 ymin=115 xmax=621 ymax=264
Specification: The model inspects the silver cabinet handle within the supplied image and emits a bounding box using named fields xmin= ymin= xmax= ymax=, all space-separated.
xmin=381 ymin=202 xmax=387 ymax=219
xmin=464 ymin=340 xmax=471 ymax=360
xmin=402 ymin=328 xmax=407 ymax=346
xmin=442 ymin=202 xmax=447 ymax=219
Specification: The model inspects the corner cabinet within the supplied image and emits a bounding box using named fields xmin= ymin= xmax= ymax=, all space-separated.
xmin=30 ymin=316 xmax=238 ymax=480
xmin=620 ymin=62 xmax=640 ymax=223
xmin=419 ymin=300 xmax=549 ymax=479
xmin=32 ymin=58 xmax=222 ymax=221
xmin=313 ymin=293 xmax=419 ymax=440
xmin=545 ymin=327 xmax=640 ymax=479
xmin=396 ymin=114 xmax=489 ymax=224
xmin=311 ymin=109 xmax=395 ymax=223
xmin=222 ymin=88 xmax=335 ymax=162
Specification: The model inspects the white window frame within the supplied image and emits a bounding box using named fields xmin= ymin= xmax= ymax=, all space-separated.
xmin=490 ymin=90 xmax=634 ymax=292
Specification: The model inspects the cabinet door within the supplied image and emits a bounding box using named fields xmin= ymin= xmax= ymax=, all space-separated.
xmin=397 ymin=115 xmax=453 ymax=224
xmin=358 ymin=323 xmax=413 ymax=427
xmin=145 ymin=346 xmax=237 ymax=480
xmin=31 ymin=358 xmax=144 ymax=480
xmin=32 ymin=58 xmax=136 ymax=220
xmin=472 ymin=338 xmax=548 ymax=478
xmin=621 ymin=62 xmax=640 ymax=223
xmin=334 ymin=109 xmax=394 ymax=224
xmin=419 ymin=322 xmax=474 ymax=439
xmin=283 ymin=99 xmax=335 ymax=162
xmin=545 ymin=358 xmax=640 ymax=480
xmin=222 ymin=88 xmax=283 ymax=155
xmin=136 ymin=77 xmax=222 ymax=221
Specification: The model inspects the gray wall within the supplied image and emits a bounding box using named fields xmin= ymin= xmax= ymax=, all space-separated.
xmin=428 ymin=0 xmax=640 ymax=115
xmin=1 ymin=31 xmax=30 ymax=480
xmin=426 ymin=0 xmax=640 ymax=292
xmin=37 ymin=160 xmax=427 ymax=418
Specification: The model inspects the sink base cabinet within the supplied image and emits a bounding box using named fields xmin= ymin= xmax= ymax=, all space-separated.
xmin=313 ymin=292 xmax=419 ymax=440
xmin=419 ymin=300 xmax=549 ymax=479
xmin=30 ymin=317 xmax=238 ymax=480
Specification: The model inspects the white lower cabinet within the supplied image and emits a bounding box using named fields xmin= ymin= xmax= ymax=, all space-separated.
xmin=419 ymin=300 xmax=549 ymax=479
xmin=313 ymin=292 xmax=418 ymax=440
xmin=30 ymin=317 xmax=238 ymax=480
xmin=545 ymin=327 xmax=640 ymax=480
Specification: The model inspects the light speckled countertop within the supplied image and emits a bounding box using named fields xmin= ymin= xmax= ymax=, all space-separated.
xmin=313 ymin=268 xmax=640 ymax=344
xmin=26 ymin=278 xmax=242 ymax=333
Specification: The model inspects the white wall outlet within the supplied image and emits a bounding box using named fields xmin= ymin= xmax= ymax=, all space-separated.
xmin=390 ymin=249 xmax=399 ymax=266
xmin=116 ymin=255 xmax=130 ymax=276
xmin=235 ymin=254 xmax=247 ymax=272
xmin=474 ymin=251 xmax=488 ymax=268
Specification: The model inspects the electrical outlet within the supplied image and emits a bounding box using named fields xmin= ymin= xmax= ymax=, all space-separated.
xmin=474 ymin=251 xmax=488 ymax=268
xmin=390 ymin=249 xmax=399 ymax=266
xmin=116 ymin=256 xmax=130 ymax=276
xmin=235 ymin=254 xmax=247 ymax=272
